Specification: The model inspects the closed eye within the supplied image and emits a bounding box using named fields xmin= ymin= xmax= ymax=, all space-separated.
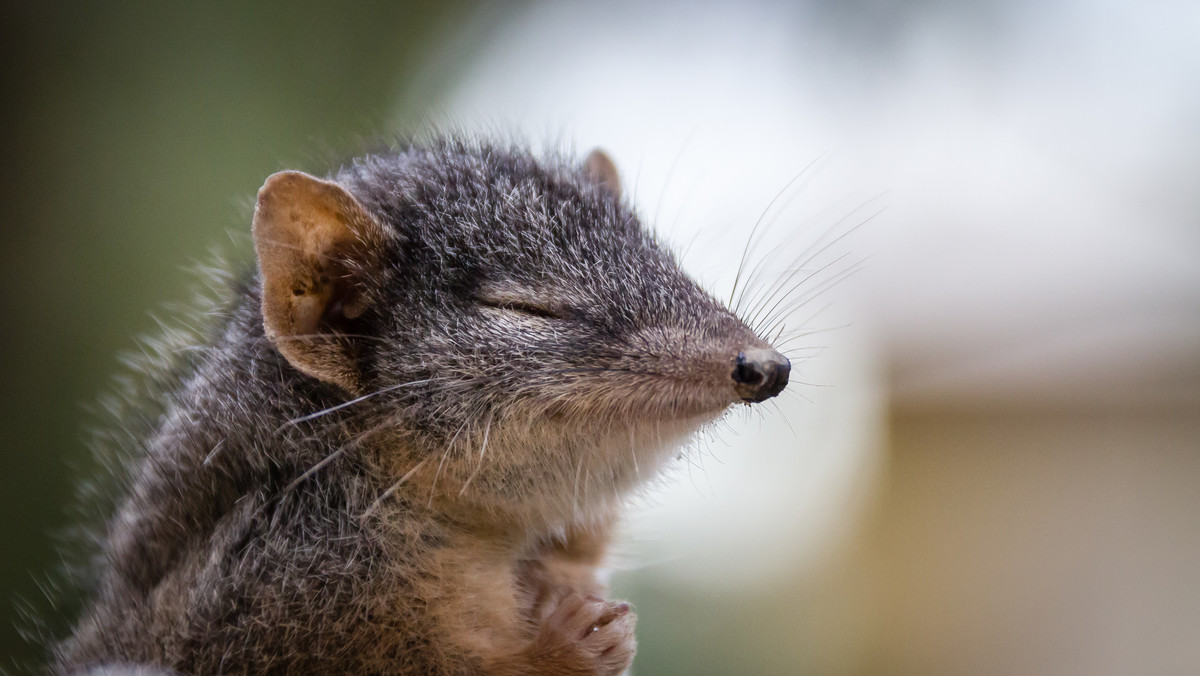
xmin=479 ymin=298 xmax=566 ymax=320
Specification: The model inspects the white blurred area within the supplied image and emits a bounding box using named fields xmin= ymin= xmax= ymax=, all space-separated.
xmin=403 ymin=1 xmax=1200 ymax=674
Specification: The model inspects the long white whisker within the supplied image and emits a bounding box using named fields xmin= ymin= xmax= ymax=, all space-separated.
xmin=278 ymin=417 xmax=397 ymax=497
xmin=628 ymin=424 xmax=640 ymax=479
xmin=729 ymin=154 xmax=826 ymax=309
xmin=747 ymin=253 xmax=851 ymax=332
xmin=759 ymin=263 xmax=865 ymax=339
xmin=741 ymin=201 xmax=882 ymax=327
xmin=282 ymin=378 xmax=442 ymax=428
xmin=654 ymin=129 xmax=696 ymax=232
xmin=458 ymin=416 xmax=492 ymax=496
xmin=768 ymin=400 xmax=800 ymax=440
xmin=667 ymin=170 xmax=705 ymax=248
xmin=429 ymin=419 xmax=470 ymax=507
xmin=572 ymin=452 xmax=584 ymax=521
xmin=361 ymin=458 xmax=429 ymax=520
xmin=735 ymin=193 xmax=857 ymax=313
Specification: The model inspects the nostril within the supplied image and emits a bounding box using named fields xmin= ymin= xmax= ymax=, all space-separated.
xmin=732 ymin=351 xmax=766 ymax=386
xmin=733 ymin=348 xmax=791 ymax=402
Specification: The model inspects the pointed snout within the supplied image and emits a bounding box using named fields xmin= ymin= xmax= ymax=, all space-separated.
xmin=732 ymin=348 xmax=791 ymax=403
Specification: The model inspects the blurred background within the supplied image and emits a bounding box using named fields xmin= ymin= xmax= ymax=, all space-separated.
xmin=2 ymin=1 xmax=1197 ymax=674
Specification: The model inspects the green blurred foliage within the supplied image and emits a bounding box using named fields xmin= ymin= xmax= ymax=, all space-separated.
xmin=0 ymin=1 xmax=482 ymax=668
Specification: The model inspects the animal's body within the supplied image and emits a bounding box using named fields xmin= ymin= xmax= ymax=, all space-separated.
xmin=54 ymin=138 xmax=790 ymax=675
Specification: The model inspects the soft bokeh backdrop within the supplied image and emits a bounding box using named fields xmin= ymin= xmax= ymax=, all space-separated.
xmin=0 ymin=2 xmax=484 ymax=668
xmin=3 ymin=1 xmax=1198 ymax=674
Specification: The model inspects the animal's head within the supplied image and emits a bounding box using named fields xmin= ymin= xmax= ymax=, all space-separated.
xmin=252 ymin=140 xmax=789 ymax=516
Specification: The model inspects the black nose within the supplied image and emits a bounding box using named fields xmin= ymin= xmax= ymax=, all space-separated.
xmin=732 ymin=349 xmax=791 ymax=403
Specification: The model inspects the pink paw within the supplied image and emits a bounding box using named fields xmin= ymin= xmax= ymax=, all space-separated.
xmin=533 ymin=593 xmax=637 ymax=675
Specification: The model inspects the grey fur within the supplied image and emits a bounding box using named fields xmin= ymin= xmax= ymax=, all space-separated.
xmin=52 ymin=137 xmax=785 ymax=674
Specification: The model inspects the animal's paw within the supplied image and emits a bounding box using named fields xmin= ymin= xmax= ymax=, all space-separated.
xmin=531 ymin=593 xmax=637 ymax=675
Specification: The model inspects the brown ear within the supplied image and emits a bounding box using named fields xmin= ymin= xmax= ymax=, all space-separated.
xmin=582 ymin=148 xmax=621 ymax=199
xmin=252 ymin=170 xmax=385 ymax=393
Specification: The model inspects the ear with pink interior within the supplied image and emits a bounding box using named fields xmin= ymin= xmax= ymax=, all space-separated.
xmin=252 ymin=170 xmax=385 ymax=393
